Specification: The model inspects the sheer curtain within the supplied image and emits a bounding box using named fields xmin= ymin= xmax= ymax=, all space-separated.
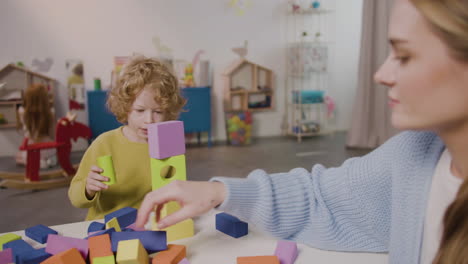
xmin=346 ymin=0 xmax=398 ymax=149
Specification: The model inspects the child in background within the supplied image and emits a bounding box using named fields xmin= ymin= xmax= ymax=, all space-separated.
xmin=16 ymin=83 xmax=57 ymax=169
xmin=68 ymin=56 xmax=186 ymax=220
xmin=136 ymin=1 xmax=468 ymax=263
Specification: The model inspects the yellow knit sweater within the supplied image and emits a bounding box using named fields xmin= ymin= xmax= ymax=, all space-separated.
xmin=68 ymin=127 xmax=152 ymax=220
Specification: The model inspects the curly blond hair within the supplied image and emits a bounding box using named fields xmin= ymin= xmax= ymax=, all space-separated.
xmin=107 ymin=56 xmax=186 ymax=123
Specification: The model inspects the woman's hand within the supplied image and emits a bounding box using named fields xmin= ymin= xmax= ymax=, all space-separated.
xmin=85 ymin=165 xmax=109 ymax=199
xmin=135 ymin=180 xmax=226 ymax=229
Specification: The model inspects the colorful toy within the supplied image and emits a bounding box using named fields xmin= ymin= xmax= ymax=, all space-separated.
xmin=148 ymin=121 xmax=185 ymax=160
xmin=41 ymin=248 xmax=86 ymax=264
xmin=150 ymin=155 xmax=187 ymax=190
xmin=116 ymin=239 xmax=148 ymax=264
xmin=0 ymin=114 xmax=91 ymax=190
xmin=45 ymin=234 xmax=89 ymax=259
xmin=105 ymin=218 xmax=122 ymax=232
xmin=89 ymin=234 xmax=114 ymax=264
xmin=3 ymin=239 xmax=34 ymax=264
xmin=97 ymin=155 xmax=116 ymax=186
xmin=226 ymin=111 xmax=252 ymax=145
xmin=178 ymin=258 xmax=190 ymax=264
xmin=183 ymin=64 xmax=194 ymax=87
xmin=237 ymin=256 xmax=280 ymax=264
xmin=151 ymin=244 xmax=186 ymax=264
xmin=151 ymin=202 xmax=194 ymax=242
xmin=274 ymin=240 xmax=298 ymax=264
xmin=21 ymin=248 xmax=51 ymax=264
xmin=215 ymin=212 xmax=248 ymax=238
xmin=104 ymin=207 xmax=137 ymax=228
xmin=110 ymin=231 xmax=167 ymax=253
xmin=25 ymin=224 xmax=58 ymax=244
xmin=86 ymin=228 xmax=116 ymax=239
xmin=0 ymin=248 xmax=13 ymax=264
xmin=88 ymin=222 xmax=106 ymax=234
xmin=0 ymin=233 xmax=21 ymax=250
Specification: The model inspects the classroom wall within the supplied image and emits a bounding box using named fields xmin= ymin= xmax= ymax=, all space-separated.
xmin=0 ymin=0 xmax=363 ymax=157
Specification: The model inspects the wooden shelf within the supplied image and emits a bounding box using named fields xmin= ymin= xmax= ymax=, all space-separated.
xmin=0 ymin=123 xmax=16 ymax=128
xmin=0 ymin=100 xmax=22 ymax=105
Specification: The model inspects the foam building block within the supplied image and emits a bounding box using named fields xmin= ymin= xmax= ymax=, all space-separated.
xmin=148 ymin=121 xmax=185 ymax=159
xmin=151 ymin=202 xmax=194 ymax=242
xmin=25 ymin=224 xmax=58 ymax=244
xmin=89 ymin=234 xmax=114 ymax=264
xmin=237 ymin=256 xmax=280 ymax=264
xmin=41 ymin=248 xmax=86 ymax=264
xmin=150 ymin=155 xmax=186 ymax=190
xmin=152 ymin=244 xmax=186 ymax=264
xmin=116 ymin=239 xmax=148 ymax=264
xmin=0 ymin=233 xmax=21 ymax=250
xmin=274 ymin=240 xmax=298 ymax=264
xmin=215 ymin=212 xmax=248 ymax=238
xmin=110 ymin=231 xmax=167 ymax=253
xmin=3 ymin=239 xmax=34 ymax=264
xmin=93 ymin=255 xmax=115 ymax=264
xmin=88 ymin=222 xmax=106 ymax=234
xmin=87 ymin=228 xmax=116 ymax=239
xmin=21 ymin=248 xmax=51 ymax=264
xmin=0 ymin=248 xmax=13 ymax=264
xmin=105 ymin=218 xmax=122 ymax=232
xmin=104 ymin=207 xmax=137 ymax=228
xmin=178 ymin=258 xmax=190 ymax=264
xmin=45 ymin=234 xmax=88 ymax=259
xmin=97 ymin=155 xmax=116 ymax=186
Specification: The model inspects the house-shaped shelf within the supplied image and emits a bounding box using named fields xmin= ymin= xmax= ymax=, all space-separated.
xmin=0 ymin=64 xmax=56 ymax=129
xmin=223 ymin=59 xmax=274 ymax=112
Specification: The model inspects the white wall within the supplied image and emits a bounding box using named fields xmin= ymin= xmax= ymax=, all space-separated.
xmin=0 ymin=0 xmax=363 ymax=157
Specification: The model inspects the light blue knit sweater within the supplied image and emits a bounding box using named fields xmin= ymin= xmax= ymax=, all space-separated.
xmin=211 ymin=131 xmax=445 ymax=264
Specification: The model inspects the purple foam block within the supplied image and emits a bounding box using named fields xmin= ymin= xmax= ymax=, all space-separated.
xmin=45 ymin=234 xmax=89 ymax=259
xmin=148 ymin=121 xmax=186 ymax=159
xmin=178 ymin=258 xmax=191 ymax=264
xmin=274 ymin=240 xmax=298 ymax=264
xmin=25 ymin=224 xmax=58 ymax=244
xmin=0 ymin=248 xmax=13 ymax=264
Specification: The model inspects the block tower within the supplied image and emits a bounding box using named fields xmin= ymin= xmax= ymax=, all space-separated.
xmin=147 ymin=120 xmax=194 ymax=242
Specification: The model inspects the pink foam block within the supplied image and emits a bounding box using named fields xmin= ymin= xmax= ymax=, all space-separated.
xmin=45 ymin=234 xmax=89 ymax=259
xmin=178 ymin=258 xmax=190 ymax=264
xmin=148 ymin=121 xmax=186 ymax=159
xmin=0 ymin=247 xmax=13 ymax=264
xmin=274 ymin=240 xmax=298 ymax=264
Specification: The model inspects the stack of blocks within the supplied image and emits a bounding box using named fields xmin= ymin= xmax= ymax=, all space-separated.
xmin=148 ymin=121 xmax=194 ymax=242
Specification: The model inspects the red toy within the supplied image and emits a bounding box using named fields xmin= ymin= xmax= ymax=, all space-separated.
xmin=0 ymin=113 xmax=91 ymax=189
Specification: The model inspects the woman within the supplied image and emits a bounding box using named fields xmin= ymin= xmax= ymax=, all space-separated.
xmin=135 ymin=1 xmax=468 ymax=263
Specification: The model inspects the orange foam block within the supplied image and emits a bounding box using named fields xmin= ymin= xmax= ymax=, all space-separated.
xmin=89 ymin=234 xmax=113 ymax=264
xmin=151 ymin=244 xmax=186 ymax=264
xmin=237 ymin=256 xmax=280 ymax=264
xmin=40 ymin=248 xmax=86 ymax=264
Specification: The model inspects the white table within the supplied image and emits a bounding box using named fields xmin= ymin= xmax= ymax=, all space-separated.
xmin=3 ymin=210 xmax=388 ymax=263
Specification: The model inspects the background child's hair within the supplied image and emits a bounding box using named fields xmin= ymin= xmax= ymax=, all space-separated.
xmin=19 ymin=83 xmax=53 ymax=141
xmin=107 ymin=56 xmax=186 ymax=123
xmin=410 ymin=0 xmax=468 ymax=263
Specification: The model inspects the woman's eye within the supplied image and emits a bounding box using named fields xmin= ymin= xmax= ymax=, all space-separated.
xmin=395 ymin=56 xmax=410 ymax=64
xmin=135 ymin=109 xmax=144 ymax=113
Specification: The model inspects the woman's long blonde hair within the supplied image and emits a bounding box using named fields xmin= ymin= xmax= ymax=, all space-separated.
xmin=409 ymin=1 xmax=468 ymax=263
xmin=19 ymin=84 xmax=53 ymax=141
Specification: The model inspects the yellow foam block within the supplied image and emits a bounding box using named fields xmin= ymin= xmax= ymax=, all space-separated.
xmin=150 ymin=155 xmax=186 ymax=190
xmin=93 ymin=255 xmax=115 ymax=264
xmin=0 ymin=233 xmax=21 ymax=250
xmin=105 ymin=217 xmax=121 ymax=232
xmin=151 ymin=201 xmax=194 ymax=242
xmin=116 ymin=239 xmax=148 ymax=264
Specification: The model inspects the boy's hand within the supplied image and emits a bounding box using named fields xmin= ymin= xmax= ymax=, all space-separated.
xmin=135 ymin=181 xmax=226 ymax=229
xmin=85 ymin=165 xmax=109 ymax=199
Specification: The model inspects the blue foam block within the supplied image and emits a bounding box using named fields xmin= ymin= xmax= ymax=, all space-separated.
xmin=86 ymin=228 xmax=116 ymax=239
xmin=20 ymin=248 xmax=51 ymax=264
xmin=110 ymin=231 xmax=167 ymax=253
xmin=87 ymin=222 xmax=106 ymax=234
xmin=216 ymin=212 xmax=248 ymax=238
xmin=25 ymin=224 xmax=58 ymax=244
xmin=3 ymin=239 xmax=34 ymax=264
xmin=104 ymin=207 xmax=137 ymax=228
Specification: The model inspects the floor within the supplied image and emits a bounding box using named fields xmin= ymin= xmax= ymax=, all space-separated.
xmin=0 ymin=132 xmax=370 ymax=233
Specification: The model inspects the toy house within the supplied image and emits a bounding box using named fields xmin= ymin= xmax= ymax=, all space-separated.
xmin=223 ymin=59 xmax=274 ymax=112
xmin=0 ymin=64 xmax=56 ymax=129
